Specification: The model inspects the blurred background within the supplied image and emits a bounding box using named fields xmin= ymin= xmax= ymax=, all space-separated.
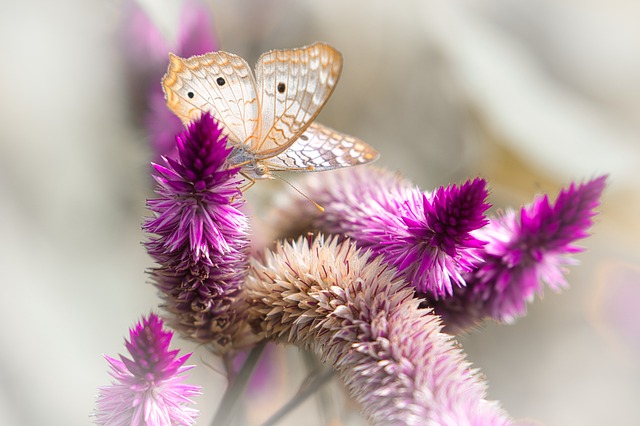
xmin=1 ymin=0 xmax=639 ymax=424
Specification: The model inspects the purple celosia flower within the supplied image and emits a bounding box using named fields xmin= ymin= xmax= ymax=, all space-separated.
xmin=384 ymin=177 xmax=489 ymax=297
xmin=93 ymin=313 xmax=201 ymax=426
xmin=122 ymin=0 xmax=217 ymax=159
xmin=272 ymin=167 xmax=490 ymax=297
xmin=246 ymin=236 xmax=512 ymax=425
xmin=431 ymin=176 xmax=607 ymax=332
xmin=144 ymin=112 xmax=254 ymax=353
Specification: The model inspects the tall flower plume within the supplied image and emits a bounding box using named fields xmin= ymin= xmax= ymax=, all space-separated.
xmin=246 ymin=236 xmax=512 ymax=425
xmin=272 ymin=167 xmax=490 ymax=297
xmin=93 ymin=313 xmax=201 ymax=426
xmin=430 ymin=176 xmax=607 ymax=332
xmin=144 ymin=112 xmax=255 ymax=353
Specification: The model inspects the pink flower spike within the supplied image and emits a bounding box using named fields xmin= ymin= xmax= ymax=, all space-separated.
xmin=144 ymin=112 xmax=244 ymax=268
xmin=389 ymin=177 xmax=490 ymax=296
xmin=272 ymin=168 xmax=491 ymax=297
xmin=122 ymin=0 xmax=171 ymax=74
xmin=432 ymin=176 xmax=607 ymax=331
xmin=176 ymin=0 xmax=219 ymax=57
xmin=93 ymin=313 xmax=201 ymax=426
xmin=246 ymin=236 xmax=512 ymax=425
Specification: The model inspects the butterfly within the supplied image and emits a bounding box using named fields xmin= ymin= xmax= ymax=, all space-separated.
xmin=161 ymin=42 xmax=379 ymax=187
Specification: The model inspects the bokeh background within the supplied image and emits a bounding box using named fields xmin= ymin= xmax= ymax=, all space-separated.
xmin=1 ymin=0 xmax=639 ymax=424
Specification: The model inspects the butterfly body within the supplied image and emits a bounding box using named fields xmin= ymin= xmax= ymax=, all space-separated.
xmin=162 ymin=42 xmax=378 ymax=182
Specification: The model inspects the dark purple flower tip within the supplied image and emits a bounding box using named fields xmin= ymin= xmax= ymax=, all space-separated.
xmin=120 ymin=313 xmax=193 ymax=384
xmin=144 ymin=112 xmax=247 ymax=267
xmin=416 ymin=177 xmax=490 ymax=256
xmin=171 ymin=112 xmax=238 ymax=190
xmin=395 ymin=178 xmax=491 ymax=296
xmin=519 ymin=175 xmax=608 ymax=255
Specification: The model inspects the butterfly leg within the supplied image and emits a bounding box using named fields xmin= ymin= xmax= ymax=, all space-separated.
xmin=230 ymin=178 xmax=252 ymax=204
xmin=231 ymin=173 xmax=255 ymax=200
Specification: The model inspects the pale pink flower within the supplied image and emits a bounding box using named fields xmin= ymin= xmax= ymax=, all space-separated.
xmin=246 ymin=236 xmax=512 ymax=425
xmin=93 ymin=313 xmax=200 ymax=426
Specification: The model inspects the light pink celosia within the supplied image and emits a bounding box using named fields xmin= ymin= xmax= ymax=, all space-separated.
xmin=93 ymin=313 xmax=200 ymax=426
xmin=246 ymin=236 xmax=512 ymax=425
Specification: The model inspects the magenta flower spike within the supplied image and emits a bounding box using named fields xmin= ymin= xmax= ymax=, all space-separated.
xmin=431 ymin=176 xmax=608 ymax=331
xmin=93 ymin=313 xmax=201 ymax=426
xmin=144 ymin=112 xmax=254 ymax=352
xmin=273 ymin=167 xmax=490 ymax=297
xmin=385 ymin=177 xmax=489 ymax=296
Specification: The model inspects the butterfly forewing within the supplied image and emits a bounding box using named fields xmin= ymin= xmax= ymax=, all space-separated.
xmin=162 ymin=52 xmax=260 ymax=146
xmin=262 ymin=122 xmax=379 ymax=172
xmin=253 ymin=43 xmax=342 ymax=157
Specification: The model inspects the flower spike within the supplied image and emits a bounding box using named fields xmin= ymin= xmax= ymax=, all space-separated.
xmin=92 ymin=313 xmax=201 ymax=426
xmin=431 ymin=176 xmax=607 ymax=331
xmin=144 ymin=112 xmax=255 ymax=353
xmin=272 ymin=167 xmax=491 ymax=297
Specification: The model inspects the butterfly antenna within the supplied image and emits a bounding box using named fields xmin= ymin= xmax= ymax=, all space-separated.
xmin=275 ymin=175 xmax=325 ymax=212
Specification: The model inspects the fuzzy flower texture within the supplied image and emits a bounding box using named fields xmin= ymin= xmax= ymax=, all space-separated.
xmin=246 ymin=236 xmax=512 ymax=425
xmin=144 ymin=112 xmax=253 ymax=352
xmin=432 ymin=174 xmax=608 ymax=331
xmin=274 ymin=167 xmax=606 ymax=333
xmin=93 ymin=313 xmax=200 ymax=426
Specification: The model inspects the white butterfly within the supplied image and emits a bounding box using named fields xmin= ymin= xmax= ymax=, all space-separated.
xmin=161 ymin=42 xmax=379 ymax=185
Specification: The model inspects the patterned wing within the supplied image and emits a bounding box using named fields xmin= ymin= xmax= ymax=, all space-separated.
xmin=252 ymin=43 xmax=342 ymax=157
xmin=162 ymin=52 xmax=260 ymax=146
xmin=262 ymin=122 xmax=379 ymax=172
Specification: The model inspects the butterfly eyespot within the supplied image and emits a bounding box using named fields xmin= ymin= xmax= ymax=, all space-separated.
xmin=187 ymin=91 xmax=195 ymax=99
xmin=216 ymin=77 xmax=226 ymax=86
xmin=277 ymin=82 xmax=286 ymax=93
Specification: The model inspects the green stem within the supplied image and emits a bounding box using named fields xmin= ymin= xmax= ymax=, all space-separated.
xmin=259 ymin=366 xmax=336 ymax=426
xmin=210 ymin=340 xmax=267 ymax=426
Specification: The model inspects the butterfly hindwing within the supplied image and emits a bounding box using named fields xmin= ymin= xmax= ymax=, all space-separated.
xmin=263 ymin=122 xmax=379 ymax=172
xmin=162 ymin=52 xmax=260 ymax=146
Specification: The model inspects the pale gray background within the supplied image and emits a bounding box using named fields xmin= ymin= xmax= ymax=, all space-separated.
xmin=1 ymin=0 xmax=639 ymax=425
